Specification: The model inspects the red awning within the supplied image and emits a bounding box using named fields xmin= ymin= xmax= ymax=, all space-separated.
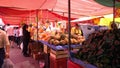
xmin=0 ymin=0 xmax=113 ymax=25
xmin=0 ymin=0 xmax=113 ymax=18
xmin=0 ymin=7 xmax=75 ymax=25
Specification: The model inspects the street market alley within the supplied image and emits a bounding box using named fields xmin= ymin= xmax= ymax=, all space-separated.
xmin=9 ymin=44 xmax=40 ymax=68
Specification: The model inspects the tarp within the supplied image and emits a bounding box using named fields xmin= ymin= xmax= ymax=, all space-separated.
xmin=0 ymin=18 xmax=4 ymax=25
xmin=0 ymin=0 xmax=113 ymax=17
xmin=0 ymin=7 xmax=75 ymax=25
xmin=0 ymin=0 xmax=114 ymax=25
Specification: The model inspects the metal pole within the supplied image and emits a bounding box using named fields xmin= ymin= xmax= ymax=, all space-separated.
xmin=36 ymin=9 xmax=39 ymax=41
xmin=68 ymin=0 xmax=71 ymax=58
xmin=112 ymin=0 xmax=116 ymax=67
xmin=113 ymin=0 xmax=115 ymax=22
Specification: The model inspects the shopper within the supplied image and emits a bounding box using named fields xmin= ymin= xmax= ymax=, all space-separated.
xmin=22 ymin=24 xmax=30 ymax=57
xmin=5 ymin=24 xmax=14 ymax=48
xmin=18 ymin=25 xmax=23 ymax=49
xmin=0 ymin=28 xmax=10 ymax=68
xmin=14 ymin=27 xmax=20 ymax=47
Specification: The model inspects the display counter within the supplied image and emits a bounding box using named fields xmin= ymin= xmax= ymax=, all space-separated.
xmin=39 ymin=40 xmax=82 ymax=51
xmin=39 ymin=40 xmax=82 ymax=59
xmin=39 ymin=40 xmax=82 ymax=68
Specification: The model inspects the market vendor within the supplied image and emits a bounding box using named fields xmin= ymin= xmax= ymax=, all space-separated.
xmin=71 ymin=23 xmax=83 ymax=35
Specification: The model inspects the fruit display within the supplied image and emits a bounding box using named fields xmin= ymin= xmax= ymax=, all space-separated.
xmin=74 ymin=27 xmax=120 ymax=68
xmin=47 ymin=33 xmax=85 ymax=46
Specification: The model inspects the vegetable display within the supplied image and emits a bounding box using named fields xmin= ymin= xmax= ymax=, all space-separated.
xmin=74 ymin=27 xmax=120 ymax=68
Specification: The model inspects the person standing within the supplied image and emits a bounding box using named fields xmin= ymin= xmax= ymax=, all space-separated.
xmin=19 ymin=25 xmax=23 ymax=49
xmin=0 ymin=29 xmax=10 ymax=68
xmin=5 ymin=24 xmax=14 ymax=48
xmin=14 ymin=27 xmax=20 ymax=47
xmin=22 ymin=24 xmax=30 ymax=57
xmin=71 ymin=23 xmax=83 ymax=35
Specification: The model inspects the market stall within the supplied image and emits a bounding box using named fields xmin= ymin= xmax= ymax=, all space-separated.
xmin=38 ymin=32 xmax=85 ymax=68
xmin=0 ymin=0 xmax=120 ymax=68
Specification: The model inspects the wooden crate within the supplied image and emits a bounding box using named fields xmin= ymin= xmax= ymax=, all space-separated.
xmin=50 ymin=49 xmax=68 ymax=55
xmin=50 ymin=53 xmax=68 ymax=59
xmin=72 ymin=48 xmax=80 ymax=52
xmin=50 ymin=49 xmax=68 ymax=59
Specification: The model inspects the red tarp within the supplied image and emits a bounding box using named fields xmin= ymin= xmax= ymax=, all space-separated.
xmin=0 ymin=0 xmax=113 ymax=25
xmin=0 ymin=7 xmax=75 ymax=25
xmin=0 ymin=0 xmax=113 ymax=18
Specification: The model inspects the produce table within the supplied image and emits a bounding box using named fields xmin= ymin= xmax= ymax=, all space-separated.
xmin=39 ymin=40 xmax=82 ymax=68
xmin=39 ymin=40 xmax=82 ymax=51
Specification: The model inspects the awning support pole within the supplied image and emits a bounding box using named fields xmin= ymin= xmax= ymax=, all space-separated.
xmin=113 ymin=0 xmax=115 ymax=22
xmin=36 ymin=9 xmax=39 ymax=41
xmin=68 ymin=0 xmax=72 ymax=58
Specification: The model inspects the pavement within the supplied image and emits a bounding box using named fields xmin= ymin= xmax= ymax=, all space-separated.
xmin=9 ymin=42 xmax=40 ymax=68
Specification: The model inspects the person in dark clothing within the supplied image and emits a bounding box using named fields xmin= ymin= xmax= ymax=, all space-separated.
xmin=22 ymin=24 xmax=30 ymax=57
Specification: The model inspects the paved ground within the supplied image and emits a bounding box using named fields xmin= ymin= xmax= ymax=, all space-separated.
xmin=9 ymin=43 xmax=40 ymax=68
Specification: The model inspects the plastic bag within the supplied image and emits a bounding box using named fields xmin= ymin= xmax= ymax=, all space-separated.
xmin=2 ymin=58 xmax=14 ymax=68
